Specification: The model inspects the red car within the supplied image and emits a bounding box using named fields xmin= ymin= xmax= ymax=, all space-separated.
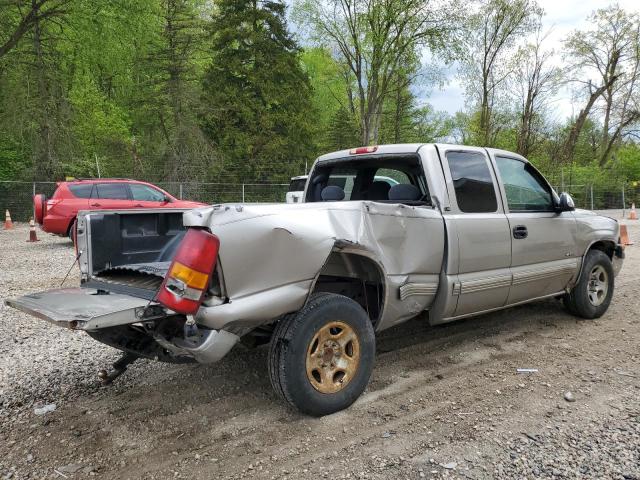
xmin=34 ymin=179 xmax=206 ymax=237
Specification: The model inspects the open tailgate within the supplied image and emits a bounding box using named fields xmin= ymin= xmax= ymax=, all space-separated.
xmin=4 ymin=288 xmax=152 ymax=331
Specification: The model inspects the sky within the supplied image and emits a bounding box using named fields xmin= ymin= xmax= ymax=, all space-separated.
xmin=428 ymin=0 xmax=640 ymax=119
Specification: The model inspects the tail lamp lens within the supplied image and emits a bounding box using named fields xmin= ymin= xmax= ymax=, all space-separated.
xmin=156 ymin=229 xmax=220 ymax=314
xmin=46 ymin=199 xmax=62 ymax=212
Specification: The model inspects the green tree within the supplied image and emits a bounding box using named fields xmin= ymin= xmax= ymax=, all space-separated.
xmin=301 ymin=47 xmax=350 ymax=153
xmin=326 ymin=106 xmax=360 ymax=150
xmin=561 ymin=5 xmax=640 ymax=165
xmin=201 ymin=0 xmax=314 ymax=181
xmin=459 ymin=0 xmax=541 ymax=147
xmin=295 ymin=0 xmax=457 ymax=146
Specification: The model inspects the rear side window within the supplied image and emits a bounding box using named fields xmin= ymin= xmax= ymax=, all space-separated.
xmin=68 ymin=184 xmax=93 ymax=199
xmin=130 ymin=184 xmax=166 ymax=201
xmin=96 ymin=183 xmax=129 ymax=200
xmin=446 ymin=151 xmax=498 ymax=213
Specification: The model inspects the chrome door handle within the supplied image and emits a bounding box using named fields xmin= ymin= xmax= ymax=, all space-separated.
xmin=513 ymin=225 xmax=528 ymax=239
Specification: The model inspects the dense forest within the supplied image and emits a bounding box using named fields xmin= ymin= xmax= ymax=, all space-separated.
xmin=0 ymin=0 xmax=639 ymax=189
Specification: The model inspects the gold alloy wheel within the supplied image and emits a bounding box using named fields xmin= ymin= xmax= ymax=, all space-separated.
xmin=306 ymin=321 xmax=361 ymax=394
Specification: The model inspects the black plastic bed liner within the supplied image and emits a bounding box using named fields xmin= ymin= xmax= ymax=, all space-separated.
xmin=86 ymin=262 xmax=171 ymax=301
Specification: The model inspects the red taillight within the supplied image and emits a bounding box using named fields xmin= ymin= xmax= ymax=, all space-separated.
xmin=349 ymin=146 xmax=378 ymax=155
xmin=156 ymin=229 xmax=220 ymax=314
xmin=46 ymin=199 xmax=62 ymax=212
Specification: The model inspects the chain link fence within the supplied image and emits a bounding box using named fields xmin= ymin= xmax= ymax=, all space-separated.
xmin=1 ymin=179 xmax=639 ymax=223
xmin=0 ymin=181 xmax=289 ymax=222
xmin=552 ymin=184 xmax=640 ymax=214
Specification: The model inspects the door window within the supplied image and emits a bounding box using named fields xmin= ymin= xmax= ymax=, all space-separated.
xmin=130 ymin=184 xmax=166 ymax=202
xmin=446 ymin=151 xmax=498 ymax=213
xmin=68 ymin=184 xmax=94 ymax=199
xmin=96 ymin=183 xmax=129 ymax=200
xmin=495 ymin=157 xmax=553 ymax=212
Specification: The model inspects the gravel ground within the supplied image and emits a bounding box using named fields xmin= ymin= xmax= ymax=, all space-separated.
xmin=0 ymin=218 xmax=639 ymax=480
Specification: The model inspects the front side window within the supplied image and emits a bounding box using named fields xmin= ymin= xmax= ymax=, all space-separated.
xmin=96 ymin=183 xmax=129 ymax=200
xmin=374 ymin=168 xmax=407 ymax=186
xmin=130 ymin=184 xmax=166 ymax=202
xmin=446 ymin=151 xmax=497 ymax=213
xmin=496 ymin=157 xmax=553 ymax=212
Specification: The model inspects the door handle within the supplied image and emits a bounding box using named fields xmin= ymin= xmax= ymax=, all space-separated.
xmin=134 ymin=204 xmax=143 ymax=207
xmin=90 ymin=203 xmax=101 ymax=207
xmin=513 ymin=225 xmax=528 ymax=239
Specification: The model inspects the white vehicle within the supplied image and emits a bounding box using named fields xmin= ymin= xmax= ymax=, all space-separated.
xmin=285 ymin=175 xmax=308 ymax=203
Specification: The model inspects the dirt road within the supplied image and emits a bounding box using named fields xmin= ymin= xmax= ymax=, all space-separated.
xmin=1 ymin=218 xmax=638 ymax=479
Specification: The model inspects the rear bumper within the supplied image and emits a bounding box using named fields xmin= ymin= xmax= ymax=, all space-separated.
xmin=42 ymin=214 xmax=71 ymax=235
xmin=4 ymin=287 xmax=239 ymax=364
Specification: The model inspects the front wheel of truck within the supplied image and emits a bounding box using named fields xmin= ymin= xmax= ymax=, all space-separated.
xmin=268 ymin=293 xmax=375 ymax=416
xmin=564 ymin=249 xmax=614 ymax=319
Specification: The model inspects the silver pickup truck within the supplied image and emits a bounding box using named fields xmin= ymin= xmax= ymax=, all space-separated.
xmin=6 ymin=144 xmax=624 ymax=416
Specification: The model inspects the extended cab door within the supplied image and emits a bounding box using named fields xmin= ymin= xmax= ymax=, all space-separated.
xmin=439 ymin=146 xmax=512 ymax=316
xmin=489 ymin=152 xmax=578 ymax=304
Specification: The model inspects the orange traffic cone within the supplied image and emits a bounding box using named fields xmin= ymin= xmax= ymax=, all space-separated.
xmin=620 ymin=224 xmax=633 ymax=246
xmin=629 ymin=203 xmax=638 ymax=220
xmin=4 ymin=209 xmax=13 ymax=229
xmin=26 ymin=218 xmax=39 ymax=242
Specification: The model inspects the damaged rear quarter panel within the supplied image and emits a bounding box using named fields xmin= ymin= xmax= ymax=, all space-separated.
xmin=183 ymin=202 xmax=444 ymax=331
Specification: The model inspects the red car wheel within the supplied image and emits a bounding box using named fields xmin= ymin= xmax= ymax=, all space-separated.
xmin=33 ymin=194 xmax=46 ymax=224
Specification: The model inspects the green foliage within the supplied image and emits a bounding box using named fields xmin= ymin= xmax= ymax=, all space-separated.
xmin=327 ymin=106 xmax=360 ymax=150
xmin=200 ymin=0 xmax=314 ymax=181
xmin=0 ymin=0 xmax=638 ymax=192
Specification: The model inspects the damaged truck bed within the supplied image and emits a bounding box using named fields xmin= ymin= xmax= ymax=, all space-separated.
xmin=6 ymin=143 xmax=624 ymax=416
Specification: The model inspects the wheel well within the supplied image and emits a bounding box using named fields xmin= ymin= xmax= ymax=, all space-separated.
xmin=66 ymin=218 xmax=77 ymax=237
xmin=311 ymin=251 xmax=384 ymax=326
xmin=588 ymin=240 xmax=615 ymax=259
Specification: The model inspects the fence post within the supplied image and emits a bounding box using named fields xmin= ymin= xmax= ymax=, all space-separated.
xmin=32 ymin=182 xmax=36 ymax=220
xmin=179 ymin=183 xmax=183 ymax=200
xmin=622 ymin=185 xmax=626 ymax=218
xmin=590 ymin=184 xmax=594 ymax=211
xmin=242 ymin=183 xmax=245 ymax=203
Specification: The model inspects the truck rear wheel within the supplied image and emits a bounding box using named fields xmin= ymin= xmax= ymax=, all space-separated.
xmin=564 ymin=249 xmax=614 ymax=319
xmin=268 ymin=293 xmax=375 ymax=416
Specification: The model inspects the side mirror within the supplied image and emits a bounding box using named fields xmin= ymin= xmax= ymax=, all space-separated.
xmin=163 ymin=195 xmax=172 ymax=203
xmin=557 ymin=192 xmax=575 ymax=212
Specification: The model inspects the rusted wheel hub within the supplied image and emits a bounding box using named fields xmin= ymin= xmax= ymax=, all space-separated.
xmin=306 ymin=321 xmax=360 ymax=394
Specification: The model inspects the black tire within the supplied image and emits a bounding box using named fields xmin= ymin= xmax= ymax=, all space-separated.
xmin=268 ymin=293 xmax=376 ymax=416
xmin=68 ymin=219 xmax=77 ymax=243
xmin=564 ymin=250 xmax=614 ymax=319
xmin=33 ymin=194 xmax=46 ymax=224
